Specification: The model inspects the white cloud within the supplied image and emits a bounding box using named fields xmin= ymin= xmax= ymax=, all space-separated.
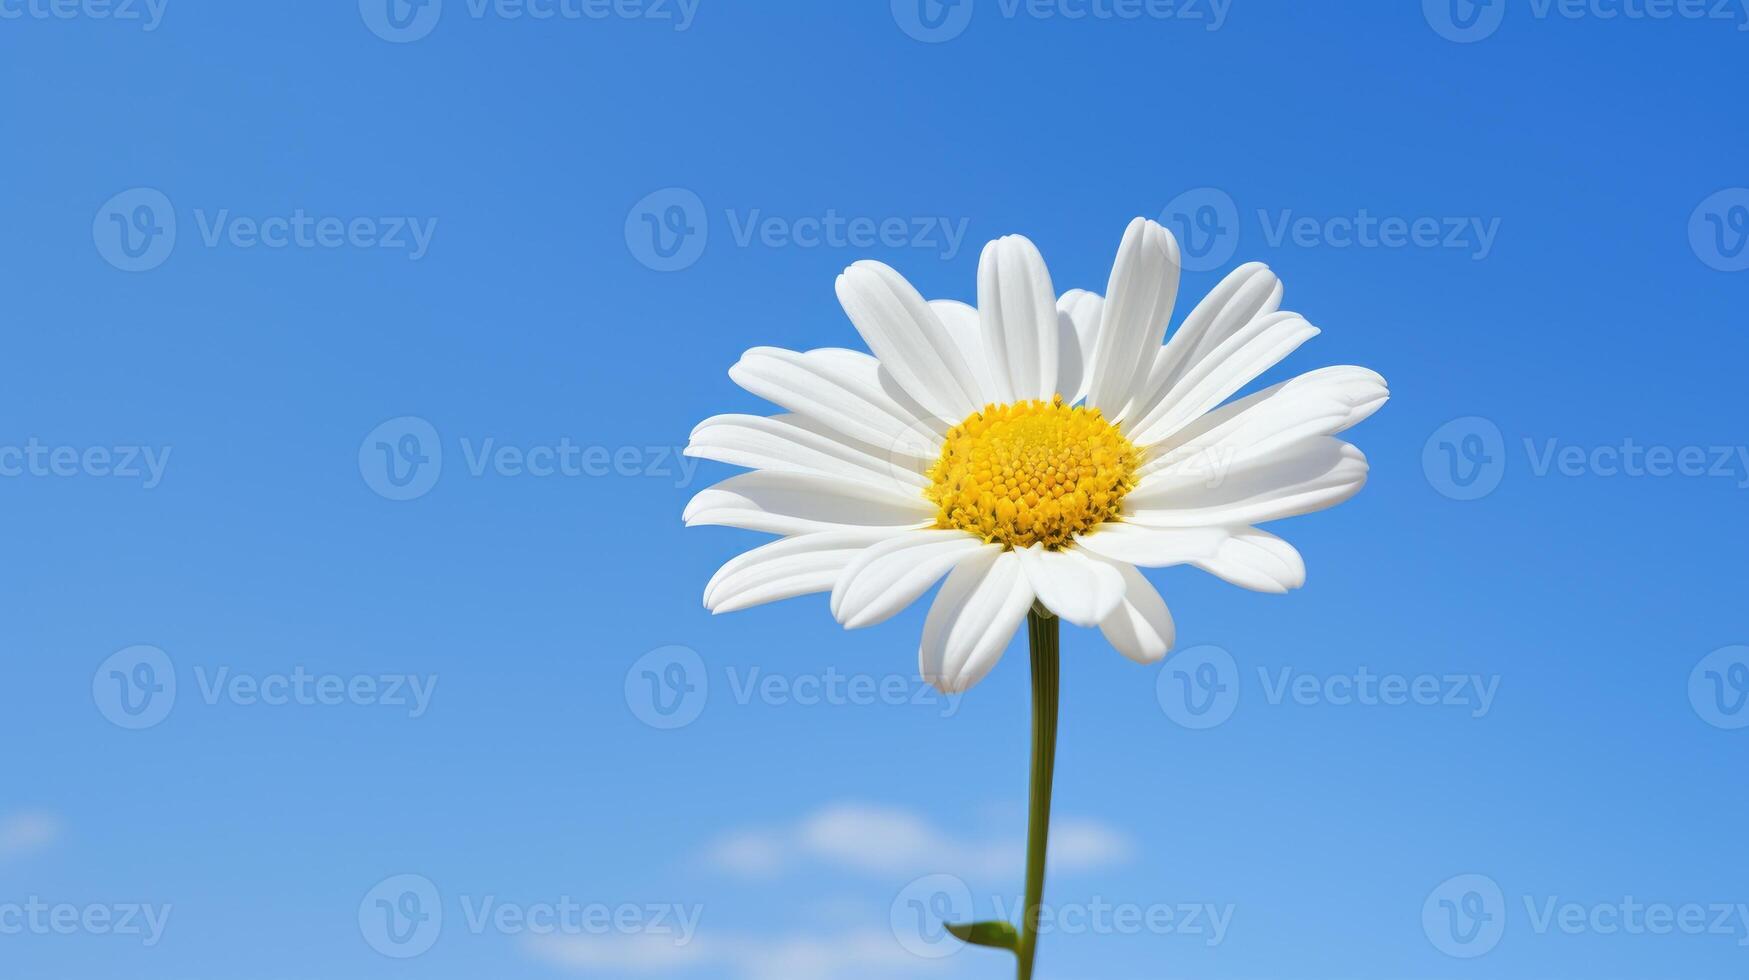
xmin=525 ymin=929 xmax=958 ymax=980
xmin=703 ymin=802 xmax=1132 ymax=880
xmin=0 ymin=810 xmax=63 ymax=860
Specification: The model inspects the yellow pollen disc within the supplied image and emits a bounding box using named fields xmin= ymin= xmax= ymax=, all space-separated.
xmin=926 ymin=396 xmax=1140 ymax=551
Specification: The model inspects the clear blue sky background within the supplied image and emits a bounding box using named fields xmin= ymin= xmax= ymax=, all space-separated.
xmin=3 ymin=2 xmax=1747 ymax=978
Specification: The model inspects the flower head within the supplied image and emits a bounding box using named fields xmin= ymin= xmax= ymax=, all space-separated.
xmin=686 ymin=218 xmax=1388 ymax=692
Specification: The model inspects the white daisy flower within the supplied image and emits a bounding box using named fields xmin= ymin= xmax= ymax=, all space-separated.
xmin=686 ymin=217 xmax=1388 ymax=694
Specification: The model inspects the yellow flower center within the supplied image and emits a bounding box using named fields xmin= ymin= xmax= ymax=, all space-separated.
xmin=926 ymin=396 xmax=1140 ymax=550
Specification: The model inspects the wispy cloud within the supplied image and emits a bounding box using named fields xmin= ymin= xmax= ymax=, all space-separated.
xmin=524 ymin=928 xmax=959 ymax=980
xmin=0 ymin=810 xmax=64 ymax=860
xmin=703 ymin=801 xmax=1132 ymax=880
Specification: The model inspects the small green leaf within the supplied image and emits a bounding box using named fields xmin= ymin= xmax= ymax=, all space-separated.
xmin=945 ymin=919 xmax=1019 ymax=951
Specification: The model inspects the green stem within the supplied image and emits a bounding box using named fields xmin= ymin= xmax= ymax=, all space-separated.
xmin=1017 ymin=608 xmax=1059 ymax=980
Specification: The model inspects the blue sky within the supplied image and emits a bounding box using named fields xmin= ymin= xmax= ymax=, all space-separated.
xmin=3 ymin=2 xmax=1747 ymax=978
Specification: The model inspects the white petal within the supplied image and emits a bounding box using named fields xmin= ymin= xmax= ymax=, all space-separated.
xmin=1093 ymin=559 xmax=1176 ymax=664
xmin=705 ymin=530 xmax=899 ymax=613
xmin=929 ymin=299 xmax=997 ymax=406
xmin=1192 ymin=527 xmax=1306 ymax=594
xmin=687 ymin=414 xmax=927 ymax=493
xmin=1143 ymin=263 xmax=1281 ymax=406
xmin=1085 ymin=218 xmax=1182 ymax=417
xmin=978 ymin=235 xmax=1060 ymax=402
xmin=919 ymin=549 xmax=1034 ymax=694
xmin=1015 ymin=544 xmax=1125 ymax=628
xmin=684 ymin=470 xmax=934 ymax=536
xmin=1125 ymin=437 xmax=1368 ymax=528
xmin=1124 ymin=312 xmax=1321 ymax=448
xmin=728 ymin=347 xmax=944 ymax=462
xmin=835 ymin=261 xmax=983 ymax=422
xmin=831 ymin=529 xmax=997 ymax=629
xmin=1073 ymin=522 xmax=1228 ymax=568
xmin=1139 ymin=365 xmax=1388 ymax=478
xmin=1056 ymin=290 xmax=1102 ymax=404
